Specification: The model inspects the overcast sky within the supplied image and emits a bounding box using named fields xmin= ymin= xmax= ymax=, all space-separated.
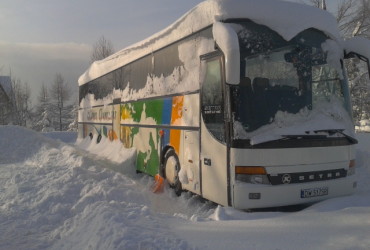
xmin=0 ymin=0 xmax=339 ymax=104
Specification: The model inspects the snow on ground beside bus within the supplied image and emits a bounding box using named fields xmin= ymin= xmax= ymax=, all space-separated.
xmin=1 ymin=125 xmax=370 ymax=250
xmin=356 ymin=119 xmax=370 ymax=133
xmin=43 ymin=131 xmax=78 ymax=144
xmin=0 ymin=126 xmax=192 ymax=249
xmin=76 ymin=135 xmax=136 ymax=165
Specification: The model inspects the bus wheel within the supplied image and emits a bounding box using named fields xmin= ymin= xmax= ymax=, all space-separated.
xmin=163 ymin=149 xmax=182 ymax=196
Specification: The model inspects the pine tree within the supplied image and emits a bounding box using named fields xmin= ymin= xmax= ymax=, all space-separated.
xmin=50 ymin=73 xmax=71 ymax=131
xmin=40 ymin=109 xmax=54 ymax=132
xmin=67 ymin=103 xmax=79 ymax=132
xmin=33 ymin=83 xmax=54 ymax=131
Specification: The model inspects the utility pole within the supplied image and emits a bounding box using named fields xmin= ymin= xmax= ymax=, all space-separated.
xmin=320 ymin=0 xmax=327 ymax=10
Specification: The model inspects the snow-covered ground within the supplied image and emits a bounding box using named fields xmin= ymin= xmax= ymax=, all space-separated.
xmin=0 ymin=125 xmax=369 ymax=250
xmin=356 ymin=119 xmax=370 ymax=133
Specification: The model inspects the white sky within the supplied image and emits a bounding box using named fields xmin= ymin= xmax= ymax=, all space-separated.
xmin=0 ymin=0 xmax=340 ymax=104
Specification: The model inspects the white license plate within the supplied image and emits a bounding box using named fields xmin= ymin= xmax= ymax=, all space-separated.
xmin=301 ymin=187 xmax=328 ymax=198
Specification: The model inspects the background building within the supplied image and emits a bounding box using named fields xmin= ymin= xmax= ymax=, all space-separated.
xmin=0 ymin=76 xmax=14 ymax=125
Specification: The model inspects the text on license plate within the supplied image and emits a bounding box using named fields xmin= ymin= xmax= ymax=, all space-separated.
xmin=301 ymin=187 xmax=329 ymax=198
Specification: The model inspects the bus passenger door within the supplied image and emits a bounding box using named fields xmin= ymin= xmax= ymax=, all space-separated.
xmin=181 ymin=130 xmax=201 ymax=195
xmin=200 ymin=53 xmax=229 ymax=207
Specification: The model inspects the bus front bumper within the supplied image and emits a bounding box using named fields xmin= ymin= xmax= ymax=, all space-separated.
xmin=232 ymin=176 xmax=356 ymax=210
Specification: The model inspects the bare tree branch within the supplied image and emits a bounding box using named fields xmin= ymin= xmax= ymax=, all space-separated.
xmin=337 ymin=0 xmax=370 ymax=38
xmin=91 ymin=36 xmax=115 ymax=62
xmin=10 ymin=74 xmax=32 ymax=127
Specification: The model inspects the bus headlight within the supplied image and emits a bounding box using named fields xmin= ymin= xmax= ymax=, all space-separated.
xmin=235 ymin=166 xmax=271 ymax=184
xmin=347 ymin=160 xmax=356 ymax=176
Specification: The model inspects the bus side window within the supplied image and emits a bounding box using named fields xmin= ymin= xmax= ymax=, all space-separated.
xmin=201 ymin=57 xmax=225 ymax=142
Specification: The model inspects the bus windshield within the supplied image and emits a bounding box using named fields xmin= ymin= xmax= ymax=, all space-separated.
xmin=230 ymin=21 xmax=352 ymax=141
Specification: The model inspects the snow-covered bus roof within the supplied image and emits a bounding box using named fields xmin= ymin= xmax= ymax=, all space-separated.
xmin=78 ymin=0 xmax=340 ymax=86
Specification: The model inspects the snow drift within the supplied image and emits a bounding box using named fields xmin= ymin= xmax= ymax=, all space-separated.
xmin=1 ymin=125 xmax=370 ymax=249
xmin=0 ymin=126 xmax=192 ymax=249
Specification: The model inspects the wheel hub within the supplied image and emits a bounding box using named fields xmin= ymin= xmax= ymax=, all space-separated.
xmin=165 ymin=156 xmax=178 ymax=185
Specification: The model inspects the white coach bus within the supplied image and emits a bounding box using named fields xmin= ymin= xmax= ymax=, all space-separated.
xmin=78 ymin=0 xmax=370 ymax=209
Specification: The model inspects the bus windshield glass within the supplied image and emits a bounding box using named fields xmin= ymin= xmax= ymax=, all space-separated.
xmin=229 ymin=21 xmax=352 ymax=141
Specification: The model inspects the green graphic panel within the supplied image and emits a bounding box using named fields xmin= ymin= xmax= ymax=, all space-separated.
xmin=124 ymin=99 xmax=164 ymax=124
xmin=121 ymin=99 xmax=166 ymax=176
xmin=134 ymin=127 xmax=160 ymax=176
xmin=136 ymin=128 xmax=159 ymax=176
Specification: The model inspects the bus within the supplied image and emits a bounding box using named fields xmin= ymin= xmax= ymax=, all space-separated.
xmin=78 ymin=0 xmax=370 ymax=209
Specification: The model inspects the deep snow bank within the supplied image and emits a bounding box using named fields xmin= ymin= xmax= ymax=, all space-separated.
xmin=0 ymin=126 xmax=60 ymax=164
xmin=0 ymin=126 xmax=192 ymax=250
xmin=172 ymin=134 xmax=370 ymax=250
xmin=1 ymin=126 xmax=370 ymax=250
xmin=42 ymin=131 xmax=78 ymax=144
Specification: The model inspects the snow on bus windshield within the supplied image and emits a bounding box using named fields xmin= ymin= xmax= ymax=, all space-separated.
xmin=230 ymin=22 xmax=354 ymax=144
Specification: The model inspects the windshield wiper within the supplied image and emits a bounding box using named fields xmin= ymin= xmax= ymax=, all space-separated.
xmin=281 ymin=134 xmax=327 ymax=140
xmin=313 ymin=129 xmax=358 ymax=144
xmin=249 ymin=130 xmax=356 ymax=147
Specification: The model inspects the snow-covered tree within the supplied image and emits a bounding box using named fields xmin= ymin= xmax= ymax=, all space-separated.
xmin=67 ymin=103 xmax=79 ymax=132
xmin=346 ymin=58 xmax=370 ymax=123
xmin=33 ymin=83 xmax=53 ymax=131
xmin=50 ymin=73 xmax=71 ymax=131
xmin=39 ymin=84 xmax=50 ymax=123
xmin=40 ymin=109 xmax=54 ymax=132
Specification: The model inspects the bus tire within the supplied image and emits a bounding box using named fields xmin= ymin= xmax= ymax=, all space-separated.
xmin=163 ymin=149 xmax=182 ymax=196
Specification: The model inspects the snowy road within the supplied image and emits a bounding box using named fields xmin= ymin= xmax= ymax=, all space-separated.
xmin=0 ymin=126 xmax=369 ymax=250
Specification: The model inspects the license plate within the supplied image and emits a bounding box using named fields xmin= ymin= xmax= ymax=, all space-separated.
xmin=301 ymin=187 xmax=328 ymax=198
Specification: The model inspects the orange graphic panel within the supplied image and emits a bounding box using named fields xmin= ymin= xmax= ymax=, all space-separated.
xmin=170 ymin=96 xmax=184 ymax=126
xmin=108 ymin=129 xmax=118 ymax=141
xmin=170 ymin=96 xmax=184 ymax=154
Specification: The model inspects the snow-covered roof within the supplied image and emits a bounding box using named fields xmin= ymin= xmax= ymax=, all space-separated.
xmin=79 ymin=0 xmax=340 ymax=86
xmin=0 ymin=76 xmax=12 ymax=99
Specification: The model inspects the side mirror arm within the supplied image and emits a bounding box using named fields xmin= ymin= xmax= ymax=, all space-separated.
xmin=344 ymin=51 xmax=370 ymax=79
xmin=344 ymin=37 xmax=370 ymax=79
